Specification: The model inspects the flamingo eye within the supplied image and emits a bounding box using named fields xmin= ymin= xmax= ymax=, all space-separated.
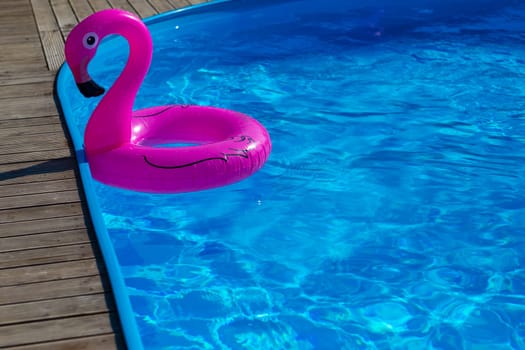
xmin=83 ymin=32 xmax=98 ymax=49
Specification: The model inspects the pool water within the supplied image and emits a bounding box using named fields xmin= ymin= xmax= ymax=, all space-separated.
xmin=57 ymin=0 xmax=525 ymax=349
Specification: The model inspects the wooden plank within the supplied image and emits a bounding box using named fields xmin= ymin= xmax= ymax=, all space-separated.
xmin=6 ymin=334 xmax=123 ymax=350
xmin=0 ymin=313 xmax=117 ymax=348
xmin=1 ymin=202 xmax=85 ymax=224
xmin=0 ymin=11 xmax=37 ymax=23
xmin=0 ymin=258 xmax=102 ymax=286
xmin=29 ymin=0 xmax=69 ymax=71
xmin=0 ymin=148 xmax=72 ymax=164
xmin=0 ymin=178 xmax=78 ymax=197
xmin=1 ymin=124 xmax=65 ymax=141
xmin=0 ymin=216 xmax=88 ymax=238
xmin=88 ymin=0 xmax=112 ymax=12
xmin=2 ymin=136 xmax=66 ymax=150
xmin=107 ymin=0 xmax=138 ymax=15
xmin=128 ymin=0 xmax=157 ymax=18
xmin=0 ymin=1 xmax=34 ymax=17
xmin=0 ymin=59 xmax=48 ymax=76
xmin=0 ymin=293 xmax=113 ymax=326
xmin=0 ymin=243 xmax=95 ymax=269
xmin=51 ymin=0 xmax=79 ymax=37
xmin=2 ymin=133 xmax=67 ymax=150
xmin=0 ymin=189 xmax=82 ymax=211
xmin=0 ymin=41 xmax=46 ymax=62
xmin=0 ymin=228 xmax=90 ymax=252
xmin=147 ymin=0 xmax=175 ymax=13
xmin=0 ymin=33 xmax=41 ymax=45
xmin=0 ymin=94 xmax=58 ymax=119
xmin=0 ymin=70 xmax=54 ymax=86
xmin=41 ymin=30 xmax=66 ymax=71
xmin=0 ymin=145 xmax=71 ymax=161
xmin=0 ymin=82 xmax=53 ymax=99
xmin=70 ymin=0 xmax=95 ymax=21
xmin=30 ymin=0 xmax=60 ymax=32
xmin=0 ymin=116 xmax=60 ymax=129
xmin=0 ymin=20 xmax=38 ymax=40
xmin=0 ymin=158 xmax=77 ymax=186
xmin=0 ymin=13 xmax=37 ymax=24
xmin=169 ymin=0 xmax=191 ymax=9
xmin=0 ymin=275 xmax=105 ymax=305
xmin=0 ymin=136 xmax=68 ymax=151
xmin=27 ymin=0 xmax=64 ymax=70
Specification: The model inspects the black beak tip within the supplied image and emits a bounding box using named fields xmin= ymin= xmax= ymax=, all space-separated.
xmin=77 ymin=80 xmax=105 ymax=98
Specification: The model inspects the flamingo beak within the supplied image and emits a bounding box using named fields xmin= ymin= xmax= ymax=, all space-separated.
xmin=77 ymin=80 xmax=105 ymax=97
xmin=68 ymin=56 xmax=106 ymax=98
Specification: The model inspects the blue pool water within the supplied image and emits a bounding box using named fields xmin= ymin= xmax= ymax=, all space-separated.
xmin=56 ymin=0 xmax=525 ymax=349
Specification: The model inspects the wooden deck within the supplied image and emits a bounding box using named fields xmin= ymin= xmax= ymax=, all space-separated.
xmin=0 ymin=0 xmax=206 ymax=349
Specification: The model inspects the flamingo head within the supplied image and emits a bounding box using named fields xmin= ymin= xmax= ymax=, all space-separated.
xmin=65 ymin=9 xmax=139 ymax=98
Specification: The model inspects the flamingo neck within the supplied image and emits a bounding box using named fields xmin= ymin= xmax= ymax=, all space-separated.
xmin=84 ymin=14 xmax=153 ymax=154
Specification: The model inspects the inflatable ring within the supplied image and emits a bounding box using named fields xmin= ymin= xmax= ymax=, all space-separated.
xmin=64 ymin=9 xmax=271 ymax=193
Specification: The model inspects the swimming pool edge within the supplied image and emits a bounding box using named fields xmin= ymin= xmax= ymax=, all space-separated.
xmin=54 ymin=64 xmax=144 ymax=350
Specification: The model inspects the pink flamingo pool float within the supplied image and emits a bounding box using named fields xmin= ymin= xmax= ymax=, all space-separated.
xmin=64 ymin=9 xmax=271 ymax=193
